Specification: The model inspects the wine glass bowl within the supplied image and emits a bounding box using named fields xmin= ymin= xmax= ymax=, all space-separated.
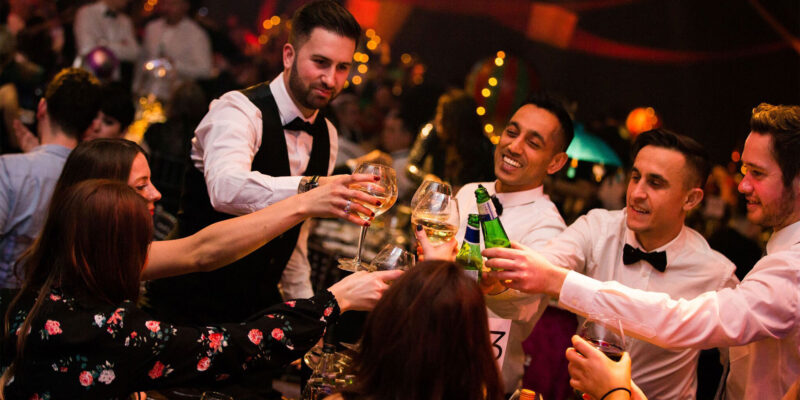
xmin=410 ymin=179 xmax=452 ymax=210
xmin=368 ymin=244 xmax=415 ymax=271
xmin=411 ymin=192 xmax=460 ymax=245
xmin=351 ymin=181 xmax=396 ymax=221
xmin=577 ymin=317 xmax=626 ymax=361
xmin=338 ymin=162 xmax=398 ymax=272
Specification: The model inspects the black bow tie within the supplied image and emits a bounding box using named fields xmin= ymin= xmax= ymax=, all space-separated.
xmin=104 ymin=9 xmax=118 ymax=18
xmin=490 ymin=194 xmax=503 ymax=216
xmin=622 ymin=244 xmax=667 ymax=272
xmin=283 ymin=117 xmax=317 ymax=134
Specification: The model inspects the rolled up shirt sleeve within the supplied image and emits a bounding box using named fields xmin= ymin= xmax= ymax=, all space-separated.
xmin=192 ymin=92 xmax=301 ymax=216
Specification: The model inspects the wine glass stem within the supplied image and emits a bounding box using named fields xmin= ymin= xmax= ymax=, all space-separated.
xmin=354 ymin=225 xmax=369 ymax=264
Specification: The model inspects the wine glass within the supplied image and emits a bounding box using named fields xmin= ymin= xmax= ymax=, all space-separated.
xmin=577 ymin=317 xmax=626 ymax=361
xmin=368 ymin=244 xmax=415 ymax=272
xmin=411 ymin=192 xmax=460 ymax=246
xmin=573 ymin=317 xmax=626 ymax=398
xmin=410 ymin=179 xmax=452 ymax=210
xmin=338 ymin=162 xmax=398 ymax=272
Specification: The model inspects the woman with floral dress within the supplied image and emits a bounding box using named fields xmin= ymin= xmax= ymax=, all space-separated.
xmin=0 ymin=180 xmax=399 ymax=399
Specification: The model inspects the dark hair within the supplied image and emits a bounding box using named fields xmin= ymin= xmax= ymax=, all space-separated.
xmin=99 ymin=82 xmax=135 ymax=130
xmin=51 ymin=138 xmax=145 ymax=202
xmin=750 ymin=103 xmax=800 ymax=188
xmin=631 ymin=129 xmax=710 ymax=189
xmin=350 ymin=261 xmax=503 ymax=400
xmin=44 ymin=68 xmax=102 ymax=138
xmin=289 ymin=0 xmax=361 ymax=47
xmin=166 ymin=81 xmax=208 ymax=130
xmin=388 ymin=108 xmax=414 ymax=136
xmin=520 ymin=92 xmax=575 ymax=151
xmin=519 ymin=92 xmax=575 ymax=152
xmin=2 ymin=180 xmax=152 ymax=389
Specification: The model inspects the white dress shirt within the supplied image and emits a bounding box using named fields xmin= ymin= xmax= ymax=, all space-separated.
xmin=543 ymin=209 xmax=739 ymax=399
xmin=455 ymin=181 xmax=567 ymax=393
xmin=73 ymin=1 xmax=139 ymax=61
xmin=142 ymin=17 xmax=212 ymax=79
xmin=191 ymin=73 xmax=338 ymax=299
xmin=558 ymin=218 xmax=800 ymax=400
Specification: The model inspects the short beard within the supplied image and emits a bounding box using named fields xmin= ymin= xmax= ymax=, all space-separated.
xmin=288 ymin=60 xmax=331 ymax=111
xmin=761 ymin=184 xmax=796 ymax=229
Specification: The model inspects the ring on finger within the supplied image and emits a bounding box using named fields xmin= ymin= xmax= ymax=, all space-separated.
xmin=344 ymin=199 xmax=352 ymax=214
xmin=503 ymin=279 xmax=513 ymax=285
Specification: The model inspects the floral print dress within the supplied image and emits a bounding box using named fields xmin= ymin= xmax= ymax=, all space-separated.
xmin=0 ymin=288 xmax=340 ymax=399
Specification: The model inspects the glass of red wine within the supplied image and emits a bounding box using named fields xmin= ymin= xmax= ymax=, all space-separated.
xmin=574 ymin=317 xmax=626 ymax=398
xmin=577 ymin=317 xmax=626 ymax=361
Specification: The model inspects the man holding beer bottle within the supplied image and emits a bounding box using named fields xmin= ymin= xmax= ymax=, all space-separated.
xmin=453 ymin=92 xmax=574 ymax=394
xmin=487 ymin=129 xmax=738 ymax=399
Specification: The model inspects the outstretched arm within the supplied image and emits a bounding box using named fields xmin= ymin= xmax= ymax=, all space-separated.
xmin=142 ymin=174 xmax=381 ymax=280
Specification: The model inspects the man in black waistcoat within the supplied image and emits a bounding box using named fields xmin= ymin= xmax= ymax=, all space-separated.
xmin=146 ymin=1 xmax=362 ymax=328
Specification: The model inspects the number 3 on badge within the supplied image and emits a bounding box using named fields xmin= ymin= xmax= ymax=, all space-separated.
xmin=488 ymin=318 xmax=511 ymax=367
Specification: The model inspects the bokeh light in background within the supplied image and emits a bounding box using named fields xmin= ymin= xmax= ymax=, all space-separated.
xmin=465 ymin=52 xmax=539 ymax=143
xmin=625 ymin=107 xmax=662 ymax=137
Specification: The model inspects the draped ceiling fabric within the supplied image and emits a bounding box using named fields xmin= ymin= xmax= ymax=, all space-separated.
xmin=345 ymin=0 xmax=796 ymax=63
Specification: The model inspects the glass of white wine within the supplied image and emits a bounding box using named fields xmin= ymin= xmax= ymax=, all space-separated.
xmin=411 ymin=192 xmax=460 ymax=246
xmin=410 ymin=179 xmax=452 ymax=210
xmin=338 ymin=162 xmax=398 ymax=272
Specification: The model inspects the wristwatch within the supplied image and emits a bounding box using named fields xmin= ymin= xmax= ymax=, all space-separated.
xmin=298 ymin=175 xmax=320 ymax=193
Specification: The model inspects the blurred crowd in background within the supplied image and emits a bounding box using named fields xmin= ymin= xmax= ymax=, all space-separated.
xmin=0 ymin=1 xmax=770 ymax=396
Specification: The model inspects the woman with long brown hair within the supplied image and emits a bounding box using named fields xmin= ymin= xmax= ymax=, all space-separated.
xmin=7 ymin=138 xmax=379 ymax=283
xmin=0 ymin=180 xmax=399 ymax=399
xmin=327 ymin=259 xmax=504 ymax=400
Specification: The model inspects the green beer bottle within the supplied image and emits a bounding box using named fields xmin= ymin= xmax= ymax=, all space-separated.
xmin=475 ymin=184 xmax=510 ymax=248
xmin=456 ymin=213 xmax=484 ymax=281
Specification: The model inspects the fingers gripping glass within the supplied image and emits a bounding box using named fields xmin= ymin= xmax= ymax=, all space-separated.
xmin=573 ymin=317 xmax=627 ymax=398
xmin=338 ymin=162 xmax=398 ymax=272
xmin=411 ymin=192 xmax=460 ymax=246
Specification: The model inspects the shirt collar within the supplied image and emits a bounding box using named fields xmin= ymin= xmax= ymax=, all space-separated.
xmin=623 ymin=208 xmax=686 ymax=253
xmin=766 ymin=219 xmax=800 ymax=254
xmin=30 ymin=144 xmax=72 ymax=159
xmin=268 ymin=72 xmax=319 ymax=127
xmin=490 ymin=181 xmax=546 ymax=208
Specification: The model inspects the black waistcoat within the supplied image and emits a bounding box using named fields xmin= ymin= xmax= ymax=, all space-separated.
xmin=146 ymin=83 xmax=330 ymax=324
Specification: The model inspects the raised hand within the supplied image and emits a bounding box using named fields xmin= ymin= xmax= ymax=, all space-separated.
xmin=327 ymin=270 xmax=404 ymax=312
xmin=482 ymin=241 xmax=568 ymax=297
xmin=299 ymin=173 xmax=382 ymax=226
xmin=566 ymin=335 xmax=633 ymax=400
xmin=13 ymin=119 xmax=39 ymax=153
xmin=414 ymin=222 xmax=457 ymax=262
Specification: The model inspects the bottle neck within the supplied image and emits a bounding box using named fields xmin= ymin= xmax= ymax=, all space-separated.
xmin=477 ymin=199 xmax=499 ymax=221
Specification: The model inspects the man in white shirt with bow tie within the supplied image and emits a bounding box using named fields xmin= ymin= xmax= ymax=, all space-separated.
xmin=454 ymin=93 xmax=574 ymax=394
xmin=486 ymin=129 xmax=738 ymax=399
